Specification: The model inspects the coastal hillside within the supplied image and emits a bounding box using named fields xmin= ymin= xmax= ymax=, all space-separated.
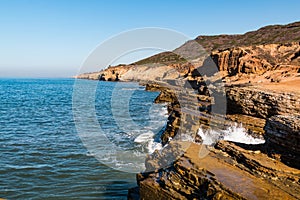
xmin=75 ymin=21 xmax=300 ymax=199
xmin=76 ymin=21 xmax=300 ymax=83
xmin=126 ymin=22 xmax=300 ymax=199
xmin=135 ymin=21 xmax=300 ymax=65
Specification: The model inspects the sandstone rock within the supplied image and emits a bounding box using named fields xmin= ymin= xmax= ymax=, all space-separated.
xmin=133 ymin=142 xmax=300 ymax=200
xmin=209 ymin=43 xmax=300 ymax=80
xmin=76 ymin=42 xmax=300 ymax=87
xmin=120 ymin=65 xmax=180 ymax=82
xmin=130 ymin=81 xmax=300 ymax=200
xmin=75 ymin=65 xmax=132 ymax=80
xmin=226 ymin=85 xmax=300 ymax=118
xmin=226 ymin=114 xmax=266 ymax=136
xmin=72 ymin=22 xmax=300 ymax=200
xmin=264 ymin=115 xmax=300 ymax=168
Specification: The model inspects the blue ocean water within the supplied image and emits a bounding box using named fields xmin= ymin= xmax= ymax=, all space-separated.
xmin=0 ymin=78 xmax=167 ymax=199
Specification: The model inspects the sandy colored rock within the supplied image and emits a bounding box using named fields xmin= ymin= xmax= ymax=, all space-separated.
xmin=136 ymin=142 xmax=300 ymax=200
xmin=211 ymin=43 xmax=300 ymax=77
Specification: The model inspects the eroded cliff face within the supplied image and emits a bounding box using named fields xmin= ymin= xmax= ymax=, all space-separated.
xmin=131 ymin=141 xmax=300 ymax=200
xmin=226 ymin=85 xmax=300 ymax=118
xmin=74 ymin=65 xmax=133 ymax=81
xmin=76 ymin=42 xmax=300 ymax=86
xmin=211 ymin=42 xmax=300 ymax=76
xmin=78 ymin=42 xmax=300 ymax=199
xmin=75 ymin=63 xmax=191 ymax=82
xmin=74 ymin=22 xmax=300 ymax=200
xmin=120 ymin=65 xmax=181 ymax=81
xmin=128 ymin=79 xmax=300 ymax=199
xmin=264 ymin=115 xmax=300 ymax=169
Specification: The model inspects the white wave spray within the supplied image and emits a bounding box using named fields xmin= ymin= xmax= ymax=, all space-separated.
xmin=198 ymin=123 xmax=265 ymax=145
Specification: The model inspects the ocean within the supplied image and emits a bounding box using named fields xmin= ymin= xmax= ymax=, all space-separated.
xmin=0 ymin=78 xmax=168 ymax=199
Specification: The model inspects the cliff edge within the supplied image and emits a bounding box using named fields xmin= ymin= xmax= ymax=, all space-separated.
xmin=76 ymin=21 xmax=300 ymax=199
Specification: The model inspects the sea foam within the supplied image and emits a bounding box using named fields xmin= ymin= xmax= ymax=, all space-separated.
xmin=198 ymin=123 xmax=265 ymax=145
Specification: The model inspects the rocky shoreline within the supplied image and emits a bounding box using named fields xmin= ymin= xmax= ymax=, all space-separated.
xmin=127 ymin=80 xmax=300 ymax=199
xmin=75 ymin=21 xmax=300 ymax=199
xmin=77 ymin=64 xmax=300 ymax=199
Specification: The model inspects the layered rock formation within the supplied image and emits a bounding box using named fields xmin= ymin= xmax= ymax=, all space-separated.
xmin=264 ymin=115 xmax=300 ymax=169
xmin=131 ymin=141 xmax=300 ymax=200
xmin=127 ymin=72 xmax=300 ymax=199
xmin=211 ymin=42 xmax=300 ymax=76
xmin=76 ymin=42 xmax=300 ymax=88
xmin=134 ymin=21 xmax=300 ymax=66
xmin=120 ymin=65 xmax=181 ymax=81
xmin=75 ymin=21 xmax=300 ymax=199
xmin=226 ymin=85 xmax=300 ymax=118
xmin=128 ymin=81 xmax=300 ymax=199
xmin=76 ymin=21 xmax=300 ymax=83
xmin=75 ymin=64 xmax=183 ymax=82
xmin=74 ymin=65 xmax=133 ymax=81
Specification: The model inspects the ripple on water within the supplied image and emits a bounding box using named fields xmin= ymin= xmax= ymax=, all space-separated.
xmin=0 ymin=79 xmax=167 ymax=199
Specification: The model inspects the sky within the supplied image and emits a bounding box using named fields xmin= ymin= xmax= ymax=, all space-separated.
xmin=0 ymin=0 xmax=299 ymax=77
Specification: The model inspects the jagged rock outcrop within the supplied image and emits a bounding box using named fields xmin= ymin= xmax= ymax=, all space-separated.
xmin=226 ymin=85 xmax=300 ymax=118
xmin=73 ymin=21 xmax=300 ymax=200
xmin=147 ymin=81 xmax=286 ymax=145
xmin=74 ymin=65 xmax=132 ymax=80
xmin=130 ymin=141 xmax=300 ymax=200
xmin=120 ymin=65 xmax=180 ymax=81
xmin=264 ymin=115 xmax=300 ymax=168
xmin=210 ymin=43 xmax=300 ymax=77
xmin=75 ymin=64 xmax=182 ymax=82
xmin=76 ymin=42 xmax=300 ymax=86
xmin=76 ymin=21 xmax=300 ymax=85
xmin=134 ymin=21 xmax=300 ymax=66
xmin=128 ymin=80 xmax=300 ymax=199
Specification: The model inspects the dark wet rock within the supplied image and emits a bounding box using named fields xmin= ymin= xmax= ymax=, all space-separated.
xmin=134 ymin=142 xmax=300 ymax=200
xmin=264 ymin=115 xmax=300 ymax=169
xmin=226 ymin=86 xmax=300 ymax=118
xmin=128 ymin=81 xmax=300 ymax=200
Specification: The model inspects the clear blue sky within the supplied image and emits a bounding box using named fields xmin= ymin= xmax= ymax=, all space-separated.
xmin=0 ymin=0 xmax=299 ymax=77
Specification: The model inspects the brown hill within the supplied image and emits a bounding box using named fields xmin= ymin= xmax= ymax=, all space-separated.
xmin=134 ymin=21 xmax=300 ymax=65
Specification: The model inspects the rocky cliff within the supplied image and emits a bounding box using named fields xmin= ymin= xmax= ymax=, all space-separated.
xmin=76 ymin=22 xmax=300 ymax=83
xmin=75 ymin=21 xmax=300 ymax=199
xmin=126 ymin=23 xmax=300 ymax=198
xmin=226 ymin=84 xmax=300 ymax=118
xmin=74 ymin=65 xmax=133 ymax=81
xmin=76 ymin=42 xmax=300 ymax=86
xmin=211 ymin=42 xmax=300 ymax=77
xmin=134 ymin=21 xmax=300 ymax=66
xmin=131 ymin=141 xmax=300 ymax=199
xmin=264 ymin=115 xmax=300 ymax=169
xmin=128 ymin=80 xmax=300 ymax=200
